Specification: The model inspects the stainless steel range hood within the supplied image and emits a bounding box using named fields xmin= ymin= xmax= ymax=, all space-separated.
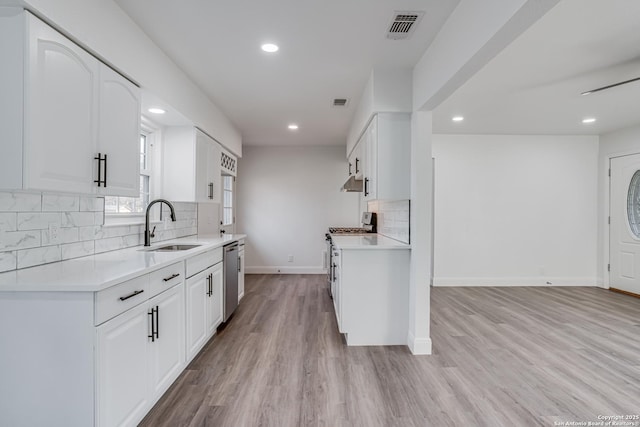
xmin=340 ymin=176 xmax=363 ymax=192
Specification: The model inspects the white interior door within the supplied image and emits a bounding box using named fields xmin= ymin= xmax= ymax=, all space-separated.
xmin=610 ymin=153 xmax=640 ymax=295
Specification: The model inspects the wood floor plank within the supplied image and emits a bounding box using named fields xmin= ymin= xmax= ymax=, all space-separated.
xmin=140 ymin=276 xmax=640 ymax=427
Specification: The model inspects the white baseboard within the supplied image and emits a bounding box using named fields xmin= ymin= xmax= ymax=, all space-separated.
xmin=407 ymin=331 xmax=432 ymax=355
xmin=245 ymin=266 xmax=327 ymax=275
xmin=433 ymin=276 xmax=599 ymax=287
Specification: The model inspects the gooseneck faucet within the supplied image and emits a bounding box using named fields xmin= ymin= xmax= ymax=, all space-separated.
xmin=145 ymin=199 xmax=177 ymax=246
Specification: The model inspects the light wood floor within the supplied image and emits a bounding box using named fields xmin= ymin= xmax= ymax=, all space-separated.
xmin=140 ymin=275 xmax=640 ymax=427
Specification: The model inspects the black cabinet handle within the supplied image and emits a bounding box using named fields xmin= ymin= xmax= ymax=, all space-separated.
xmin=348 ymin=162 xmax=352 ymax=175
xmin=163 ymin=273 xmax=180 ymax=282
xmin=209 ymin=182 xmax=214 ymax=199
xmin=332 ymin=263 xmax=336 ymax=282
xmin=103 ymin=153 xmax=108 ymax=188
xmin=206 ymin=274 xmax=213 ymax=297
xmin=364 ymin=177 xmax=369 ymax=196
xmin=155 ymin=305 xmax=159 ymax=340
xmin=148 ymin=307 xmax=156 ymax=342
xmin=119 ymin=289 xmax=144 ymax=301
xmin=94 ymin=153 xmax=107 ymax=187
xmin=238 ymin=256 xmax=241 ymax=272
xmin=355 ymin=158 xmax=360 ymax=174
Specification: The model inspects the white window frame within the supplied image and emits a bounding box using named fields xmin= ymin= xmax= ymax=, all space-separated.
xmin=222 ymin=175 xmax=234 ymax=226
xmin=104 ymin=117 xmax=159 ymax=225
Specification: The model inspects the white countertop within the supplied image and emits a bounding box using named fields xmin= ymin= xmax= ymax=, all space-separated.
xmin=331 ymin=234 xmax=410 ymax=250
xmin=0 ymin=234 xmax=246 ymax=292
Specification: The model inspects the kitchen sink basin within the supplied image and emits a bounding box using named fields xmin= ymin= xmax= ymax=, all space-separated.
xmin=146 ymin=244 xmax=201 ymax=252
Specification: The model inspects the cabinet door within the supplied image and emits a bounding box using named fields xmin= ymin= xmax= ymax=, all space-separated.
xmin=195 ymin=130 xmax=213 ymax=203
xmin=207 ymin=262 xmax=224 ymax=335
xmin=350 ymin=142 xmax=363 ymax=179
xmin=97 ymin=64 xmax=141 ymax=197
xmin=238 ymin=250 xmax=245 ymax=301
xmin=96 ymin=303 xmax=149 ymax=427
xmin=209 ymin=141 xmax=222 ymax=204
xmin=24 ymin=13 xmax=99 ymax=194
xmin=363 ymin=117 xmax=377 ymax=201
xmin=149 ymin=283 xmax=185 ymax=399
xmin=185 ymin=270 xmax=208 ymax=360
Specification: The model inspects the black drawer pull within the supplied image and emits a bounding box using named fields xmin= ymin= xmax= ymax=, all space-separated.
xmin=163 ymin=273 xmax=180 ymax=282
xmin=119 ymin=289 xmax=144 ymax=301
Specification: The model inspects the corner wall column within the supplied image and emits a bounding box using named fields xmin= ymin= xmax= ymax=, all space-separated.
xmin=408 ymin=110 xmax=433 ymax=354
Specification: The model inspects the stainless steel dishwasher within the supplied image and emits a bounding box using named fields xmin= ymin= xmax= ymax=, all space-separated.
xmin=223 ymin=242 xmax=239 ymax=322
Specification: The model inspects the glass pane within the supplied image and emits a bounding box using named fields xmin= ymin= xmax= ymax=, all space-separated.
xmin=104 ymin=196 xmax=117 ymax=213
xmin=627 ymin=170 xmax=640 ymax=238
xmin=223 ymin=208 xmax=233 ymax=225
xmin=223 ymin=175 xmax=233 ymax=191
xmin=224 ymin=190 xmax=232 ymax=207
xmin=140 ymin=135 xmax=147 ymax=170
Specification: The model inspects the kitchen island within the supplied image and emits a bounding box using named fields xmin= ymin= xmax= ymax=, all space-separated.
xmin=331 ymin=234 xmax=410 ymax=346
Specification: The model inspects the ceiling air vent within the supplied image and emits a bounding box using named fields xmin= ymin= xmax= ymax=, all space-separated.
xmin=386 ymin=11 xmax=424 ymax=40
xmin=332 ymin=98 xmax=349 ymax=107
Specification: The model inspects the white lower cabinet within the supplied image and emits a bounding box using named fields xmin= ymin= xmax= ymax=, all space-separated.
xmin=185 ymin=249 xmax=224 ymax=362
xmin=96 ymin=302 xmax=150 ymax=427
xmin=333 ymin=248 xmax=410 ymax=346
xmin=149 ymin=284 xmax=185 ymax=397
xmin=207 ymin=264 xmax=224 ymax=336
xmin=96 ymin=282 xmax=184 ymax=427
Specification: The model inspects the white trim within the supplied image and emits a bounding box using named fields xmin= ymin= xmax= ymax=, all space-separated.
xmin=407 ymin=332 xmax=432 ymax=355
xmin=433 ymin=276 xmax=599 ymax=287
xmin=245 ymin=266 xmax=327 ymax=275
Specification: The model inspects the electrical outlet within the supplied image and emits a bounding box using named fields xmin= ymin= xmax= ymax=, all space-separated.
xmin=49 ymin=223 xmax=60 ymax=244
xmin=288 ymin=255 xmax=294 ymax=263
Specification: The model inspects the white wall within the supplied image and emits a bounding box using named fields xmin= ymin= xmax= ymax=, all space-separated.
xmin=236 ymin=146 xmax=359 ymax=273
xmin=432 ymin=134 xmax=599 ymax=286
xmin=4 ymin=0 xmax=242 ymax=156
xmin=347 ymin=68 xmax=412 ymax=156
xmin=597 ymin=124 xmax=640 ymax=286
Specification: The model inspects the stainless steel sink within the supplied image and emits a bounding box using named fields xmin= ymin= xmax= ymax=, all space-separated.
xmin=146 ymin=244 xmax=201 ymax=252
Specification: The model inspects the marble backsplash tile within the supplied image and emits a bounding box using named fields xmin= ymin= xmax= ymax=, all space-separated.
xmin=367 ymin=199 xmax=410 ymax=244
xmin=0 ymin=191 xmax=198 ymax=272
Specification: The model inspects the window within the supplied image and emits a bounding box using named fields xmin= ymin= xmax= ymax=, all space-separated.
xmin=104 ymin=133 xmax=151 ymax=216
xmin=628 ymin=170 xmax=640 ymax=238
xmin=222 ymin=175 xmax=234 ymax=225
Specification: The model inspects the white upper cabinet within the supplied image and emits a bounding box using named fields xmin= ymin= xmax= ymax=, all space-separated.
xmin=359 ymin=112 xmax=411 ymax=201
xmin=163 ymin=127 xmax=222 ymax=204
xmin=24 ymin=12 xmax=100 ymax=194
xmin=97 ymin=65 xmax=141 ymax=197
xmin=348 ymin=142 xmax=363 ymax=179
xmin=0 ymin=10 xmax=140 ymax=196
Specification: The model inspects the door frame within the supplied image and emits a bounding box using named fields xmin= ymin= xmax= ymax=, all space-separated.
xmin=605 ymin=149 xmax=640 ymax=289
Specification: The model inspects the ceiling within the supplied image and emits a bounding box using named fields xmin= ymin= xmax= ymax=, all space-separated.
xmin=115 ymin=0 xmax=460 ymax=146
xmin=433 ymin=0 xmax=640 ymax=136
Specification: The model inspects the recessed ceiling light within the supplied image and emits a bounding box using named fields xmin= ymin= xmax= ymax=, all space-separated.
xmin=582 ymin=117 xmax=596 ymax=124
xmin=148 ymin=108 xmax=165 ymax=114
xmin=452 ymin=116 xmax=464 ymax=122
xmin=261 ymin=43 xmax=279 ymax=53
xmin=288 ymin=124 xmax=299 ymax=130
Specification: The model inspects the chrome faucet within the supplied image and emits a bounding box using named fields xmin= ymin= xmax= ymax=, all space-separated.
xmin=145 ymin=199 xmax=177 ymax=246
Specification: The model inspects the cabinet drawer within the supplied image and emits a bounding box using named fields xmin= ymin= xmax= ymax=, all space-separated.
xmin=186 ymin=247 xmax=223 ymax=278
xmin=149 ymin=262 xmax=184 ymax=298
xmin=95 ymin=274 xmax=149 ymax=325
